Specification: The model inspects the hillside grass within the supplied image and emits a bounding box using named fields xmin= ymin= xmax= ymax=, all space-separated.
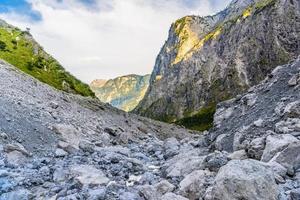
xmin=0 ymin=27 xmax=94 ymax=97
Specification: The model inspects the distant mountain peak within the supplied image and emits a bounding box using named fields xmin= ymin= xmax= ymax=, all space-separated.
xmin=90 ymin=74 xmax=150 ymax=112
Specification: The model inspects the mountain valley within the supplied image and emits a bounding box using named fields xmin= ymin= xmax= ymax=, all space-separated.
xmin=0 ymin=0 xmax=299 ymax=199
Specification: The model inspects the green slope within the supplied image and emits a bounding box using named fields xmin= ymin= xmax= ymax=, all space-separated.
xmin=0 ymin=20 xmax=94 ymax=97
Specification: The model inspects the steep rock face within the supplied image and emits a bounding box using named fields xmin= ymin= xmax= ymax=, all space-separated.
xmin=0 ymin=19 xmax=94 ymax=97
xmin=135 ymin=0 xmax=300 ymax=130
xmin=91 ymin=74 xmax=150 ymax=111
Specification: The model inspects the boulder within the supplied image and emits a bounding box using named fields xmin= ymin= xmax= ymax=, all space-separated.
xmin=70 ymin=165 xmax=109 ymax=187
xmin=161 ymin=193 xmax=188 ymax=200
xmin=87 ymin=188 xmax=106 ymax=200
xmin=273 ymin=141 xmax=300 ymax=170
xmin=228 ymin=150 xmax=247 ymax=160
xmin=163 ymin=149 xmax=205 ymax=178
xmin=79 ymin=140 xmax=95 ymax=153
xmin=213 ymin=159 xmax=278 ymax=200
xmin=138 ymin=185 xmax=160 ymax=200
xmin=154 ymin=180 xmax=175 ymax=195
xmin=55 ymin=148 xmax=68 ymax=157
xmin=163 ymin=137 xmax=180 ymax=159
xmin=289 ymin=188 xmax=300 ymax=200
xmin=275 ymin=118 xmax=300 ymax=134
xmin=215 ymin=134 xmax=234 ymax=152
xmin=247 ymin=137 xmax=265 ymax=160
xmin=203 ymin=151 xmax=229 ymax=172
xmin=283 ymin=100 xmax=300 ymax=118
xmin=261 ymin=134 xmax=298 ymax=162
xmin=179 ymin=170 xmax=214 ymax=200
xmin=3 ymin=143 xmax=30 ymax=156
xmin=0 ymin=189 xmax=32 ymax=200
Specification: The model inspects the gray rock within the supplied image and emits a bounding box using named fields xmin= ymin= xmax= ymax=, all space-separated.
xmin=261 ymin=134 xmax=298 ymax=162
xmin=55 ymin=148 xmax=68 ymax=157
xmin=288 ymin=74 xmax=299 ymax=87
xmin=179 ymin=170 xmax=214 ymax=200
xmin=203 ymin=151 xmax=229 ymax=172
xmin=283 ymin=100 xmax=300 ymax=118
xmin=154 ymin=180 xmax=175 ymax=195
xmin=138 ymin=185 xmax=160 ymax=200
xmin=3 ymin=143 xmax=30 ymax=156
xmin=289 ymin=188 xmax=300 ymax=200
xmin=227 ymin=150 xmax=247 ymax=160
xmin=215 ymin=134 xmax=234 ymax=152
xmin=79 ymin=140 xmax=95 ymax=153
xmin=273 ymin=141 xmax=300 ymax=170
xmin=213 ymin=159 xmax=278 ymax=200
xmin=87 ymin=188 xmax=106 ymax=200
xmin=70 ymin=165 xmax=110 ymax=187
xmin=119 ymin=192 xmax=141 ymax=200
xmin=163 ymin=137 xmax=180 ymax=159
xmin=247 ymin=137 xmax=265 ymax=160
xmin=0 ymin=189 xmax=32 ymax=200
xmin=161 ymin=193 xmax=188 ymax=200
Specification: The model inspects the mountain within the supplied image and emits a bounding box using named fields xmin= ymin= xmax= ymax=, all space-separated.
xmin=134 ymin=0 xmax=300 ymax=131
xmin=90 ymin=74 xmax=150 ymax=111
xmin=1 ymin=51 xmax=300 ymax=199
xmin=0 ymin=19 xmax=94 ymax=97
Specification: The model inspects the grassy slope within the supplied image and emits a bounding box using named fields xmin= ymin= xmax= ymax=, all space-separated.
xmin=0 ymin=25 xmax=94 ymax=97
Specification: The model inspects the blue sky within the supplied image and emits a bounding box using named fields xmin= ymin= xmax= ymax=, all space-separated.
xmin=0 ymin=0 xmax=231 ymax=82
xmin=0 ymin=0 xmax=41 ymax=20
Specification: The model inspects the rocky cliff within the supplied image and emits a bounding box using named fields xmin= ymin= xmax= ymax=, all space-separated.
xmin=0 ymin=19 xmax=94 ymax=97
xmin=134 ymin=0 xmax=300 ymax=131
xmin=91 ymin=74 xmax=150 ymax=112
xmin=0 ymin=52 xmax=300 ymax=199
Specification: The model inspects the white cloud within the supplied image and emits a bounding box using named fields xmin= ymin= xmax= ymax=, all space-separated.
xmin=0 ymin=0 xmax=231 ymax=83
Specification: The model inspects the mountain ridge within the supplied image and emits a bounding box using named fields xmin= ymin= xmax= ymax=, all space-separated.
xmin=90 ymin=74 xmax=150 ymax=111
xmin=134 ymin=0 xmax=300 ymax=131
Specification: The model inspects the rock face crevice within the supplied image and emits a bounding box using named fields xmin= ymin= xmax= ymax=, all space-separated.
xmin=134 ymin=0 xmax=300 ymax=130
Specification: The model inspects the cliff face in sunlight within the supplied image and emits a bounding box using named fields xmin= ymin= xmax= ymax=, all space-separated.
xmin=134 ymin=0 xmax=300 ymax=131
xmin=90 ymin=74 xmax=150 ymax=112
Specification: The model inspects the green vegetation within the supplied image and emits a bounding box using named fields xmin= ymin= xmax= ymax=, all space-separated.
xmin=176 ymin=104 xmax=216 ymax=131
xmin=0 ymin=26 xmax=94 ymax=97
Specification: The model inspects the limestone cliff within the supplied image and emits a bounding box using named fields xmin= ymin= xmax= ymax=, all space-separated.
xmin=135 ymin=0 xmax=300 ymax=130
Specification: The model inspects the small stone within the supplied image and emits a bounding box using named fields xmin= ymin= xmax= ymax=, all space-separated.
xmin=253 ymin=118 xmax=264 ymax=127
xmin=104 ymin=128 xmax=118 ymax=137
xmin=288 ymin=75 xmax=298 ymax=86
xmin=55 ymin=148 xmax=68 ymax=157
xmin=79 ymin=141 xmax=95 ymax=153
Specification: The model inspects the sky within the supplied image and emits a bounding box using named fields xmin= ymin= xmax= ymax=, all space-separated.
xmin=0 ymin=0 xmax=231 ymax=83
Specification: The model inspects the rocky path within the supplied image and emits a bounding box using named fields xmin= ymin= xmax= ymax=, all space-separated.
xmin=0 ymin=57 xmax=300 ymax=200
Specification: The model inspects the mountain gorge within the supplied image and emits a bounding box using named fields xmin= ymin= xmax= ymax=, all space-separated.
xmin=0 ymin=0 xmax=300 ymax=199
xmin=90 ymin=74 xmax=150 ymax=112
xmin=134 ymin=0 xmax=300 ymax=131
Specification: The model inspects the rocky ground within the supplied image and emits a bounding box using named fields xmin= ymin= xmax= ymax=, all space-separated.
xmin=0 ymin=57 xmax=300 ymax=200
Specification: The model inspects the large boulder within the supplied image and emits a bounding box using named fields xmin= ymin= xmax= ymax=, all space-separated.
xmin=212 ymin=159 xmax=278 ymax=200
xmin=272 ymin=141 xmax=300 ymax=170
xmin=261 ymin=134 xmax=298 ymax=162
